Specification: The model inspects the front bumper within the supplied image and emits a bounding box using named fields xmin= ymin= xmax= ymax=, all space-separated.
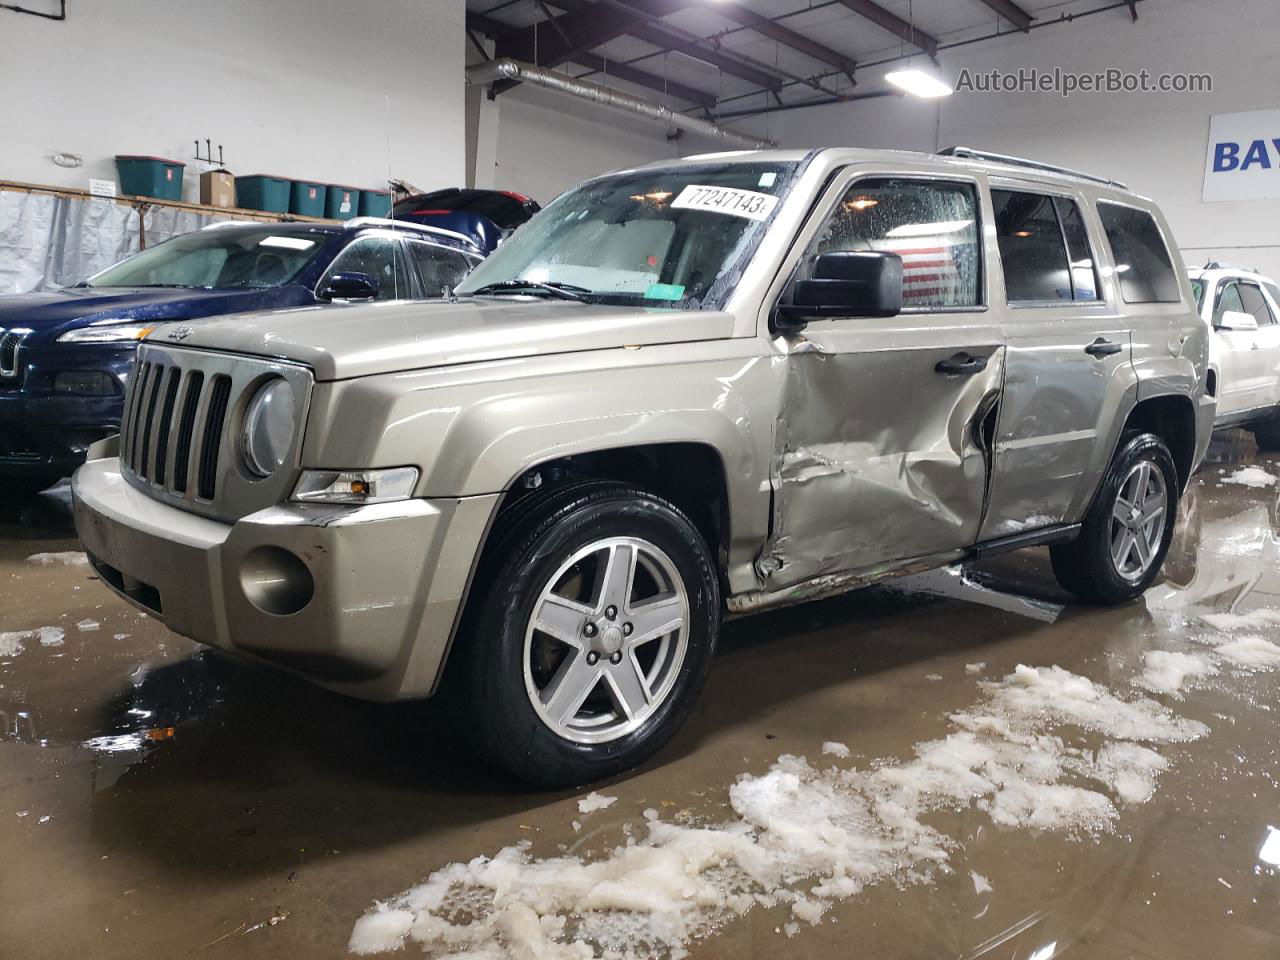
xmin=72 ymin=446 xmax=499 ymax=700
xmin=0 ymin=388 xmax=121 ymax=478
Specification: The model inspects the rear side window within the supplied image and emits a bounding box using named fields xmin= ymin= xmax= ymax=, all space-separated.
xmin=810 ymin=178 xmax=981 ymax=309
xmin=1097 ymin=202 xmax=1181 ymax=303
xmin=992 ymin=190 xmax=1099 ymax=303
xmin=1239 ymin=282 xmax=1277 ymax=326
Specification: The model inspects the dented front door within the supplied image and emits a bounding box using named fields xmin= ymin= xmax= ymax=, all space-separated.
xmin=760 ymin=174 xmax=1004 ymax=590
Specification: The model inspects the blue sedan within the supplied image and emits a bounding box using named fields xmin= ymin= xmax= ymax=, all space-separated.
xmin=0 ymin=218 xmax=482 ymax=493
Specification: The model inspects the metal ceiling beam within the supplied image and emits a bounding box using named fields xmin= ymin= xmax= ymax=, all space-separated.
xmin=972 ymin=0 xmax=1033 ymax=32
xmin=596 ymin=0 xmax=784 ymax=92
xmin=834 ymin=0 xmax=939 ymax=57
xmin=466 ymin=10 xmax=718 ymax=108
xmin=490 ymin=0 xmax=691 ymax=70
xmin=710 ymin=2 xmax=858 ymax=80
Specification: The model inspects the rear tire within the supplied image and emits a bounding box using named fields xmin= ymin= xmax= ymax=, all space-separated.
xmin=449 ymin=481 xmax=720 ymax=788
xmin=1050 ymin=431 xmax=1178 ymax=604
xmin=1251 ymin=415 xmax=1280 ymax=452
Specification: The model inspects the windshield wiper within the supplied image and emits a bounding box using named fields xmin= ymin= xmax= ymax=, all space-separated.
xmin=469 ymin=279 xmax=588 ymax=302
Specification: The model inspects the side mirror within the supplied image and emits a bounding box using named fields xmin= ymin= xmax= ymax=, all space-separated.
xmin=1218 ymin=309 xmax=1258 ymax=332
xmin=775 ymin=251 xmax=903 ymax=332
xmin=318 ymin=271 xmax=378 ymax=302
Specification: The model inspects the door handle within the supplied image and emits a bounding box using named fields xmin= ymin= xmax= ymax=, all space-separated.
xmin=935 ymin=352 xmax=989 ymax=376
xmin=1085 ymin=337 xmax=1123 ymax=357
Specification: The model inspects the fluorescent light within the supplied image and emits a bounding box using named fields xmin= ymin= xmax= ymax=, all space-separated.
xmin=886 ymin=218 xmax=972 ymax=238
xmin=885 ymin=68 xmax=953 ymax=98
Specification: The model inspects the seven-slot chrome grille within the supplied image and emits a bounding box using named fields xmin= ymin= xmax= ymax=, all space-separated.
xmin=119 ymin=343 xmax=312 ymax=522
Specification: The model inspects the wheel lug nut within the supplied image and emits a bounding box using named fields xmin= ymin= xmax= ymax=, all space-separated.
xmin=605 ymin=605 xmax=617 ymax=620
xmin=583 ymin=622 xmax=597 ymax=637
xmin=609 ymin=651 xmax=622 ymax=664
xmin=622 ymin=622 xmax=633 ymax=636
xmin=586 ymin=651 xmax=600 ymax=666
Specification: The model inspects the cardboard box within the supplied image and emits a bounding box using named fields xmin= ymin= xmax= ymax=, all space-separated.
xmin=200 ymin=171 xmax=236 ymax=208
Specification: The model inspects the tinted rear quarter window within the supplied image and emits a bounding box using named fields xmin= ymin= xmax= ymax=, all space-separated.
xmin=1097 ymin=202 xmax=1182 ymax=303
xmin=992 ymin=190 xmax=1068 ymax=302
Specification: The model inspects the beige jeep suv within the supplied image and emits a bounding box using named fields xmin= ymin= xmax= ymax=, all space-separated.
xmin=73 ymin=147 xmax=1213 ymax=786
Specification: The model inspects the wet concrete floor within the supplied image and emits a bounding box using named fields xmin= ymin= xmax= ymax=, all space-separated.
xmin=3 ymin=431 xmax=1280 ymax=959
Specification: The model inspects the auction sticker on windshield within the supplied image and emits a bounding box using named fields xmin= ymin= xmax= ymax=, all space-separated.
xmin=671 ymin=184 xmax=779 ymax=221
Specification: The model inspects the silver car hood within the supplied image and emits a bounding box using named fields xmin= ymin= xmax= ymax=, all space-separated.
xmin=152 ymin=298 xmax=736 ymax=381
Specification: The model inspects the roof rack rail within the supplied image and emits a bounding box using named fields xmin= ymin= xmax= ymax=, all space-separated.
xmin=342 ymin=216 xmax=482 ymax=252
xmin=938 ymin=146 xmax=1128 ymax=190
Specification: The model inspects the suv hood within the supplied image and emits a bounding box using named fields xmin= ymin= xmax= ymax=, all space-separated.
xmin=0 ymin=286 xmax=306 ymax=342
xmin=150 ymin=298 xmax=736 ymax=380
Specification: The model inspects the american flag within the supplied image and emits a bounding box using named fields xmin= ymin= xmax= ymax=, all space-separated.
xmin=876 ymin=240 xmax=964 ymax=306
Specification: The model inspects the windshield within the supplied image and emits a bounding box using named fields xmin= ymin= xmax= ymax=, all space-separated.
xmin=455 ymin=161 xmax=800 ymax=310
xmin=1191 ymin=278 xmax=1204 ymax=309
xmin=86 ymin=228 xmax=328 ymax=289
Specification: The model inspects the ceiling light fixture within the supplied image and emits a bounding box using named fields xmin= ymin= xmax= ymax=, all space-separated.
xmin=885 ymin=67 xmax=953 ymax=98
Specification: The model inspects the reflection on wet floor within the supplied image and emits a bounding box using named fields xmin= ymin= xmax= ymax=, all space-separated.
xmin=3 ymin=433 xmax=1280 ymax=959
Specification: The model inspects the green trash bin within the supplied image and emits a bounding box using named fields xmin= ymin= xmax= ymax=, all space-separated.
xmin=359 ymin=189 xmax=392 ymax=218
xmin=115 ymin=155 xmax=185 ymax=201
xmin=236 ymin=175 xmax=292 ymax=213
xmin=290 ymin=179 xmax=327 ymax=217
xmin=326 ymin=185 xmax=360 ymax=220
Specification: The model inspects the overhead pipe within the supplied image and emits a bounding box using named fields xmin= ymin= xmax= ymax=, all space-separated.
xmin=466 ymin=58 xmax=776 ymax=150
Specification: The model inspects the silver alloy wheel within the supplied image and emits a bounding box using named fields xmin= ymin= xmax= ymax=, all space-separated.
xmin=1109 ymin=460 xmax=1167 ymax=582
xmin=523 ymin=536 xmax=690 ymax=745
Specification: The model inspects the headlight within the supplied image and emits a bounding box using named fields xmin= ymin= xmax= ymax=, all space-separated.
xmin=241 ymin=378 xmax=296 ymax=477
xmin=57 ymin=323 xmax=155 ymax=343
xmin=292 ymin=467 xmax=419 ymax=504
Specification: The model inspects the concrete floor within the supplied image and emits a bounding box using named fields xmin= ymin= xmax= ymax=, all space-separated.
xmin=3 ymin=431 xmax=1280 ymax=959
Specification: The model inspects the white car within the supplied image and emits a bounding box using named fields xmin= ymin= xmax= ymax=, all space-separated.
xmin=1190 ymin=263 xmax=1280 ymax=446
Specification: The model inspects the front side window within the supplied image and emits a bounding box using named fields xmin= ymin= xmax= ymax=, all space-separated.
xmin=408 ymin=242 xmax=473 ymax=297
xmin=1097 ymin=202 xmax=1181 ymax=303
xmin=455 ymin=161 xmax=800 ymax=310
xmin=86 ymin=228 xmax=326 ymax=289
xmin=1214 ymin=282 xmax=1245 ymax=325
xmin=804 ymin=177 xmax=981 ymax=309
xmin=1239 ymin=282 xmax=1277 ymax=326
xmin=325 ymin=236 xmax=410 ymax=301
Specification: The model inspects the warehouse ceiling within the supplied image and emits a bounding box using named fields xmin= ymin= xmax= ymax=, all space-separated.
xmin=465 ymin=0 xmax=1143 ymax=120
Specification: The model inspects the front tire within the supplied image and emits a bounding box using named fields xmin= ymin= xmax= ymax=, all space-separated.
xmin=451 ymin=481 xmax=720 ymax=788
xmin=1050 ymin=432 xmax=1178 ymax=604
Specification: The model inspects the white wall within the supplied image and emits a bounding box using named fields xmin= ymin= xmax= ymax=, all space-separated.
xmin=0 ymin=0 xmax=465 ymax=201
xmin=483 ymin=83 xmax=730 ymax=205
xmin=760 ymin=0 xmax=1280 ymax=277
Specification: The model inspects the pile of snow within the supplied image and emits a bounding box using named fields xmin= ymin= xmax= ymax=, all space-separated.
xmin=0 ymin=632 xmax=26 ymax=657
xmin=1134 ymin=650 xmax=1216 ymax=696
xmin=0 ymin=626 xmax=65 ymax=655
xmin=1221 ymin=466 xmax=1276 ymax=488
xmin=1215 ymin=635 xmax=1280 ymax=669
xmin=1200 ymin=608 xmax=1280 ymax=632
xmin=577 ymin=793 xmax=618 ymax=815
xmin=26 ymin=551 xmax=88 ymax=567
xmin=820 ymin=741 xmax=850 ymax=758
xmin=349 ymin=665 xmax=1205 ymax=957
